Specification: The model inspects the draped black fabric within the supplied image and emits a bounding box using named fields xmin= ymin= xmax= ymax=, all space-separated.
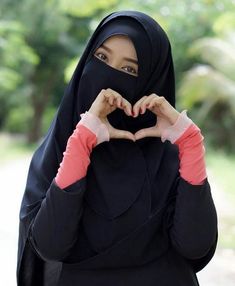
xmin=16 ymin=10 xmax=217 ymax=286
xmin=71 ymin=13 xmax=176 ymax=220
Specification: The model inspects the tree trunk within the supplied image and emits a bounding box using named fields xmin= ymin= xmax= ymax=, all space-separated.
xmin=27 ymin=74 xmax=57 ymax=143
xmin=27 ymin=99 xmax=45 ymax=143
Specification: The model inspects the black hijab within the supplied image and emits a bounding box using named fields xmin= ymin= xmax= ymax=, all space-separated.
xmin=17 ymin=10 xmax=214 ymax=285
xmin=78 ymin=14 xmax=176 ymax=220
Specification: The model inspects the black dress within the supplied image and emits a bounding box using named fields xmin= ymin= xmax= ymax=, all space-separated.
xmin=20 ymin=140 xmax=217 ymax=286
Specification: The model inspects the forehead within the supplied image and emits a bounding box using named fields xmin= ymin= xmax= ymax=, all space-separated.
xmin=88 ymin=18 xmax=151 ymax=74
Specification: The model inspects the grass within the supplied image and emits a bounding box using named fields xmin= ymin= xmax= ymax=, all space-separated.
xmin=205 ymin=144 xmax=235 ymax=249
xmin=205 ymin=146 xmax=235 ymax=204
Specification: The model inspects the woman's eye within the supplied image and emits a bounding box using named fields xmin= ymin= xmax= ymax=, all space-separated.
xmin=123 ymin=66 xmax=137 ymax=75
xmin=94 ymin=52 xmax=138 ymax=76
xmin=95 ymin=52 xmax=107 ymax=61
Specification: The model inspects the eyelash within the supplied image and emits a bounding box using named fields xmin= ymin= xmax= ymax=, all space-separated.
xmin=94 ymin=52 xmax=138 ymax=75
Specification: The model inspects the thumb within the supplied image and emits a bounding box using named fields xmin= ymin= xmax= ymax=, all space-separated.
xmin=135 ymin=126 xmax=161 ymax=140
xmin=111 ymin=128 xmax=136 ymax=141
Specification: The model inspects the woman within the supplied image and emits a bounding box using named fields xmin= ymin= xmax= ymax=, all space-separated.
xmin=17 ymin=10 xmax=218 ymax=286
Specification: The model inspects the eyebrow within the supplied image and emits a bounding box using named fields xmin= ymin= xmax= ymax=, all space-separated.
xmin=99 ymin=44 xmax=138 ymax=65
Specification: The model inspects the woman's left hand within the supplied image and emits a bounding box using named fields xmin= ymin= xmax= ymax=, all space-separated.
xmin=132 ymin=94 xmax=180 ymax=140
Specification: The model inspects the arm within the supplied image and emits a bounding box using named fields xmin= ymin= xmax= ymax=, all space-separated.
xmin=162 ymin=110 xmax=218 ymax=259
xmin=169 ymin=177 xmax=217 ymax=260
xmin=29 ymin=178 xmax=87 ymax=262
xmin=29 ymin=112 xmax=109 ymax=262
xmin=55 ymin=111 xmax=109 ymax=189
xmin=161 ymin=109 xmax=207 ymax=185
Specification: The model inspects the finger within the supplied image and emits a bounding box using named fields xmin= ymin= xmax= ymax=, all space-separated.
xmin=133 ymin=96 xmax=148 ymax=117
xmin=147 ymin=101 xmax=160 ymax=117
xmin=139 ymin=95 xmax=157 ymax=114
xmin=103 ymin=91 xmax=111 ymax=103
xmin=107 ymin=88 xmax=124 ymax=100
xmin=134 ymin=126 xmax=161 ymax=140
xmin=110 ymin=94 xmax=117 ymax=106
xmin=105 ymin=92 xmax=116 ymax=106
xmin=140 ymin=94 xmax=163 ymax=113
xmin=116 ymin=96 xmax=122 ymax=108
xmin=121 ymin=99 xmax=132 ymax=116
xmin=112 ymin=128 xmax=136 ymax=141
xmin=148 ymin=96 xmax=165 ymax=110
xmin=100 ymin=89 xmax=108 ymax=102
xmin=107 ymin=88 xmax=132 ymax=115
xmin=107 ymin=88 xmax=122 ymax=103
xmin=107 ymin=89 xmax=124 ymax=108
xmin=113 ymin=96 xmax=129 ymax=114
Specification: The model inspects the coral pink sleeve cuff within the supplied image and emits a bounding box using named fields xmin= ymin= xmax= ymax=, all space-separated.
xmin=55 ymin=124 xmax=97 ymax=189
xmin=174 ymin=123 xmax=207 ymax=185
xmin=161 ymin=110 xmax=193 ymax=144
xmin=55 ymin=111 xmax=110 ymax=189
xmin=78 ymin=111 xmax=110 ymax=145
xmin=161 ymin=110 xmax=207 ymax=186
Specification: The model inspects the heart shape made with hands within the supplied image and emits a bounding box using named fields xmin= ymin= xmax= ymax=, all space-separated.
xmin=102 ymin=93 xmax=180 ymax=141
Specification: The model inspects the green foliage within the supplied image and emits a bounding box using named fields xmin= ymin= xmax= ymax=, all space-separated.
xmin=0 ymin=20 xmax=39 ymax=92
xmin=41 ymin=106 xmax=57 ymax=134
xmin=1 ymin=0 xmax=235 ymax=149
xmin=0 ymin=19 xmax=38 ymax=128
xmin=213 ymin=11 xmax=235 ymax=35
xmin=4 ymin=105 xmax=33 ymax=133
xmin=188 ymin=36 xmax=235 ymax=81
xmin=0 ymin=68 xmax=21 ymax=92
xmin=64 ymin=57 xmax=80 ymax=83
xmin=206 ymin=147 xmax=235 ymax=248
xmin=178 ymin=30 xmax=235 ymax=152
xmin=58 ymin=0 xmax=119 ymax=17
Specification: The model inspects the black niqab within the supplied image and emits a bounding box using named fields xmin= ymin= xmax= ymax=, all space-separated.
xmin=73 ymin=14 xmax=176 ymax=220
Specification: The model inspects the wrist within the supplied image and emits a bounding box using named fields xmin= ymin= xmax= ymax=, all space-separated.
xmin=78 ymin=111 xmax=110 ymax=145
xmin=169 ymin=110 xmax=180 ymax=125
xmin=161 ymin=110 xmax=193 ymax=144
xmin=88 ymin=108 xmax=101 ymax=119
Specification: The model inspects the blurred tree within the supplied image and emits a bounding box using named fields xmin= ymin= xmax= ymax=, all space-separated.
xmin=1 ymin=0 xmax=120 ymax=142
xmin=108 ymin=0 xmax=235 ymax=89
xmin=0 ymin=20 xmax=38 ymax=130
xmin=178 ymin=12 xmax=235 ymax=151
xmin=14 ymin=0 xmax=75 ymax=142
xmin=58 ymin=0 xmax=119 ymax=17
xmin=1 ymin=0 xmax=235 ymax=147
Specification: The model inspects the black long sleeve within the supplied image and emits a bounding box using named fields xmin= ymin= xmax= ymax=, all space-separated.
xmin=169 ymin=177 xmax=218 ymax=260
xmin=28 ymin=177 xmax=87 ymax=262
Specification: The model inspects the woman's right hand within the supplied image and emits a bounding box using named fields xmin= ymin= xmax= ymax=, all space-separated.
xmin=88 ymin=88 xmax=135 ymax=141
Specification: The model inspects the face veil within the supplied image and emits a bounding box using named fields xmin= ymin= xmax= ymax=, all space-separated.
xmin=75 ymin=15 xmax=175 ymax=134
xmin=17 ymin=10 xmax=216 ymax=286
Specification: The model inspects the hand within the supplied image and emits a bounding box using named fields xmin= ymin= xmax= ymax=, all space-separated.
xmin=88 ymin=88 xmax=136 ymax=141
xmin=132 ymin=94 xmax=180 ymax=140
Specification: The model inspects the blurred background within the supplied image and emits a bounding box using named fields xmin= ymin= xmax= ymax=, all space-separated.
xmin=0 ymin=0 xmax=234 ymax=285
